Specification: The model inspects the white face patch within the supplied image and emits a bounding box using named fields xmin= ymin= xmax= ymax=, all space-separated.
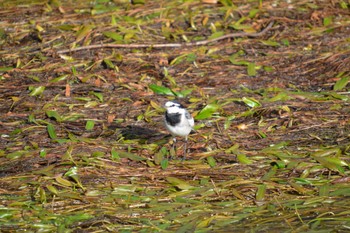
xmin=165 ymin=101 xmax=181 ymax=109
xmin=167 ymin=105 xmax=185 ymax=114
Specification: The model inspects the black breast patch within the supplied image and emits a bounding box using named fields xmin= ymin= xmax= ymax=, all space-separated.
xmin=165 ymin=112 xmax=181 ymax=126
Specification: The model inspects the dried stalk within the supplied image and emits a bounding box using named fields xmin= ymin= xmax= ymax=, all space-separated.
xmin=57 ymin=21 xmax=275 ymax=54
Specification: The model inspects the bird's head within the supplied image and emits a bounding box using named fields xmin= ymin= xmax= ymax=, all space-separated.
xmin=164 ymin=101 xmax=182 ymax=109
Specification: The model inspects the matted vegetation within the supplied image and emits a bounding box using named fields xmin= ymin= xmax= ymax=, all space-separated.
xmin=0 ymin=0 xmax=350 ymax=232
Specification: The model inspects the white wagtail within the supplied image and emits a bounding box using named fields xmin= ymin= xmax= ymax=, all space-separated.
xmin=164 ymin=100 xmax=194 ymax=160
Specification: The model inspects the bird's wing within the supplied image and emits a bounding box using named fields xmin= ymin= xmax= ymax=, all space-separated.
xmin=185 ymin=111 xmax=194 ymax=128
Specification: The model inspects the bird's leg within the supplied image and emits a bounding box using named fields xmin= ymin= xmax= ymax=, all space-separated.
xmin=169 ymin=137 xmax=177 ymax=160
xmin=183 ymin=136 xmax=188 ymax=161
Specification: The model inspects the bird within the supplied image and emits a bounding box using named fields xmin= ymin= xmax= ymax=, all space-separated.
xmin=164 ymin=100 xmax=194 ymax=160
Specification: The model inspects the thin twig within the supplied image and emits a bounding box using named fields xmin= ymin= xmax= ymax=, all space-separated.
xmin=57 ymin=21 xmax=275 ymax=54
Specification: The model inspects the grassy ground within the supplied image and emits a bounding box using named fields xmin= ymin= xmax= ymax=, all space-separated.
xmin=0 ymin=0 xmax=350 ymax=232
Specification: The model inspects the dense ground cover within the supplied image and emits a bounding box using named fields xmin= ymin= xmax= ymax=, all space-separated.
xmin=0 ymin=0 xmax=350 ymax=232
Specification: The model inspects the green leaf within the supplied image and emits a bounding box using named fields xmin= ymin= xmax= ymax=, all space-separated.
xmin=268 ymin=92 xmax=293 ymax=102
xmin=229 ymin=58 xmax=250 ymax=66
xmin=92 ymin=151 xmax=105 ymax=157
xmin=32 ymin=165 xmax=55 ymax=176
xmin=57 ymin=24 xmax=75 ymax=31
xmin=154 ymin=151 xmax=164 ymax=165
xmin=0 ymin=210 xmax=13 ymax=219
xmin=312 ymin=148 xmax=341 ymax=157
xmin=247 ymin=62 xmax=257 ymax=76
xmin=319 ymin=184 xmax=329 ymax=196
xmin=169 ymin=53 xmax=197 ymax=65
xmin=55 ymin=176 xmax=73 ymax=187
xmin=71 ymin=66 xmax=77 ymax=76
xmin=228 ymin=50 xmax=245 ymax=64
xmin=111 ymin=148 xmax=120 ymax=161
xmin=0 ymin=66 xmax=14 ymax=72
xmin=39 ymin=149 xmax=47 ymax=158
xmin=103 ymin=59 xmax=115 ymax=69
xmin=64 ymin=166 xmax=78 ymax=177
xmin=196 ymin=216 xmax=216 ymax=229
xmin=208 ymin=31 xmax=225 ymax=40
xmin=29 ymin=86 xmax=45 ymax=96
xmin=149 ymin=84 xmax=175 ymax=96
xmin=38 ymin=187 xmax=46 ymax=203
xmin=258 ymin=131 xmax=267 ymax=138
xmin=154 ymin=146 xmax=168 ymax=165
xmin=47 ymin=124 xmax=57 ymax=139
xmin=330 ymin=188 xmax=350 ymax=197
xmin=50 ymin=74 xmax=69 ymax=83
xmin=76 ymin=25 xmax=94 ymax=42
xmin=103 ymin=31 xmax=123 ymax=42
xmin=6 ymin=151 xmax=26 ymax=159
xmin=46 ymin=110 xmax=62 ymax=122
xmin=242 ymin=97 xmax=261 ymax=108
xmin=111 ymin=15 xmax=117 ymax=26
xmin=176 ymin=89 xmax=193 ymax=98
xmin=85 ymin=120 xmax=95 ymax=130
xmin=261 ymin=167 xmax=277 ymax=181
xmin=61 ymin=113 xmax=85 ymax=122
xmin=256 ymin=184 xmax=266 ymax=201
xmin=263 ymin=66 xmax=274 ymax=72
xmin=237 ymin=153 xmax=252 ymax=164
xmin=166 ymin=177 xmax=193 ymax=190
xmin=327 ymin=92 xmax=348 ymax=101
xmin=207 ymin=156 xmax=216 ymax=168
xmin=28 ymin=114 xmax=36 ymax=123
xmin=186 ymin=53 xmax=197 ymax=62
xmin=65 ymin=166 xmax=85 ymax=190
xmin=161 ymin=159 xmax=169 ymax=170
xmin=118 ymin=151 xmax=147 ymax=161
xmin=339 ymin=1 xmax=348 ymax=9
xmin=195 ymin=102 xmax=219 ymax=120
xmin=323 ymin=16 xmax=333 ymax=26
xmin=249 ymin=9 xmax=260 ymax=18
xmin=132 ymin=0 xmax=145 ymax=4
xmin=59 ymin=54 xmax=74 ymax=62
xmin=260 ymin=40 xmax=280 ymax=46
xmin=64 ymin=213 xmax=92 ymax=226
xmin=231 ymin=24 xmax=255 ymax=31
xmin=281 ymin=39 xmax=290 ymax=46
xmin=311 ymin=148 xmax=347 ymax=173
xmin=124 ymin=33 xmax=134 ymax=42
xmin=313 ymin=156 xmax=347 ymax=173
xmin=170 ymin=54 xmax=187 ymax=65
xmin=224 ymin=114 xmax=235 ymax=130
xmin=92 ymin=92 xmax=103 ymax=102
xmin=333 ymin=76 xmax=349 ymax=91
xmin=272 ymin=161 xmax=286 ymax=169
xmin=28 ymin=75 xmax=40 ymax=82
xmin=294 ymin=178 xmax=312 ymax=185
xmin=112 ymin=185 xmax=137 ymax=195
xmin=46 ymin=185 xmax=58 ymax=195
xmin=219 ymin=0 xmax=234 ymax=6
